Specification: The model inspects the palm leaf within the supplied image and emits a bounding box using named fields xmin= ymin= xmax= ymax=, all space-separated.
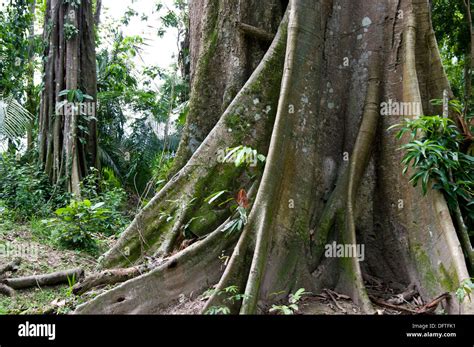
xmin=98 ymin=144 xmax=122 ymax=179
xmin=0 ymin=95 xmax=33 ymax=141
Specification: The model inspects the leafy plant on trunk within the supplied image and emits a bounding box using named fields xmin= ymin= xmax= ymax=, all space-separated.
xmin=391 ymin=111 xmax=474 ymax=268
xmin=456 ymin=278 xmax=474 ymax=305
xmin=391 ymin=115 xmax=473 ymax=210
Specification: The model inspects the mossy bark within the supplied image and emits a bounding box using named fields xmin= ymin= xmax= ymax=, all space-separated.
xmin=172 ymin=0 xmax=285 ymax=173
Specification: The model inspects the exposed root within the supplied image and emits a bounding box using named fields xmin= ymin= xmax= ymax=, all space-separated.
xmin=336 ymin=56 xmax=382 ymax=314
xmin=72 ymin=266 xmax=148 ymax=296
xmin=370 ymin=292 xmax=450 ymax=315
xmin=452 ymin=202 xmax=474 ymax=269
xmin=0 ymin=283 xmax=15 ymax=297
xmin=154 ymin=204 xmax=189 ymax=257
xmin=75 ymin=220 xmax=241 ymax=314
xmin=2 ymin=268 xmax=84 ymax=290
xmin=240 ymin=1 xmax=313 ymax=314
xmin=99 ymin=10 xmax=288 ymax=269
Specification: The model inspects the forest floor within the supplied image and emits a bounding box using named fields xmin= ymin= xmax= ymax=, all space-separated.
xmin=0 ymin=222 xmax=438 ymax=315
xmin=0 ymin=223 xmax=97 ymax=314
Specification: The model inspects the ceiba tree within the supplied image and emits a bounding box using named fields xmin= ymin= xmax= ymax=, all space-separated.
xmin=38 ymin=0 xmax=98 ymax=195
xmin=77 ymin=0 xmax=474 ymax=314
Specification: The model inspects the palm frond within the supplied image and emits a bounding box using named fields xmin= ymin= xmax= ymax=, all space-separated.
xmin=0 ymin=95 xmax=33 ymax=141
xmin=98 ymin=144 xmax=122 ymax=179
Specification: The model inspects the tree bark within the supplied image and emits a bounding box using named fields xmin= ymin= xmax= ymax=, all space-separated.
xmin=38 ymin=0 xmax=98 ymax=195
xmin=171 ymin=0 xmax=285 ymax=172
xmin=76 ymin=0 xmax=474 ymax=315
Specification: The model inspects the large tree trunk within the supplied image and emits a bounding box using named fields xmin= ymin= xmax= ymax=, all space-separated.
xmin=172 ymin=0 xmax=285 ymax=171
xmin=76 ymin=0 xmax=473 ymax=315
xmin=38 ymin=0 xmax=98 ymax=195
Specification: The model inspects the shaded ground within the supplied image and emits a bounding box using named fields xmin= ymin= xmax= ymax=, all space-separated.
xmin=0 ymin=224 xmax=97 ymax=314
xmin=0 ymin=223 xmax=449 ymax=315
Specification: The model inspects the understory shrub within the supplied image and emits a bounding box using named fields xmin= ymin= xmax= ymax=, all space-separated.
xmin=43 ymin=169 xmax=130 ymax=253
xmin=0 ymin=152 xmax=69 ymax=220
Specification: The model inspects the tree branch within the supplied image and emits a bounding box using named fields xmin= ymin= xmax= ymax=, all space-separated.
xmin=1 ymin=268 xmax=84 ymax=290
xmin=238 ymin=22 xmax=274 ymax=43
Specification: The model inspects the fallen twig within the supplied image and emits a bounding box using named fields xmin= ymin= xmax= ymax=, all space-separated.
xmin=324 ymin=289 xmax=346 ymax=313
xmin=417 ymin=292 xmax=450 ymax=314
xmin=370 ymin=292 xmax=450 ymax=315
xmin=370 ymin=295 xmax=419 ymax=314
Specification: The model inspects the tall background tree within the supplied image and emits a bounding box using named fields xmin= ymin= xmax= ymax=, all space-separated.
xmin=38 ymin=0 xmax=98 ymax=195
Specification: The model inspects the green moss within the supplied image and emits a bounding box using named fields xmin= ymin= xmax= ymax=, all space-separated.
xmin=412 ymin=244 xmax=438 ymax=291
xmin=274 ymin=241 xmax=303 ymax=291
xmin=188 ymin=204 xmax=221 ymax=237
xmin=438 ymin=263 xmax=459 ymax=291
xmin=183 ymin=164 xmax=244 ymax=238
xmin=225 ymin=113 xmax=244 ymax=129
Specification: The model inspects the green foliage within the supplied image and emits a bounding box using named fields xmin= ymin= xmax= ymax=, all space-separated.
xmin=63 ymin=0 xmax=81 ymax=8
xmin=204 ymin=190 xmax=229 ymax=206
xmin=79 ymin=168 xmax=130 ymax=233
xmin=151 ymin=154 xmax=175 ymax=190
xmin=63 ymin=22 xmax=79 ymax=40
xmin=46 ymin=199 xmax=109 ymax=252
xmin=204 ymin=146 xmax=267 ymax=236
xmin=205 ymin=306 xmax=231 ymax=315
xmin=431 ymin=98 xmax=474 ymax=125
xmin=432 ymin=0 xmax=470 ymax=99
xmin=95 ymin=28 xmax=186 ymax=195
xmin=66 ymin=273 xmax=77 ymax=297
xmin=29 ymin=168 xmax=130 ymax=253
xmin=391 ymin=114 xmax=474 ymax=228
xmin=456 ymin=278 xmax=474 ymax=304
xmin=58 ymin=89 xmax=93 ymax=103
xmin=222 ymin=206 xmax=248 ymax=235
xmin=204 ymin=285 xmax=250 ymax=315
xmin=223 ymin=146 xmax=266 ymax=168
xmin=0 ymin=95 xmax=33 ymax=142
xmin=0 ymin=152 xmax=67 ymax=220
xmin=0 ymin=153 xmax=129 ymax=253
xmin=155 ymin=0 xmax=189 ymax=38
xmin=0 ymin=0 xmax=35 ymax=98
xmin=0 ymin=1 xmax=36 ymax=144
xmin=270 ymin=288 xmax=310 ymax=315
